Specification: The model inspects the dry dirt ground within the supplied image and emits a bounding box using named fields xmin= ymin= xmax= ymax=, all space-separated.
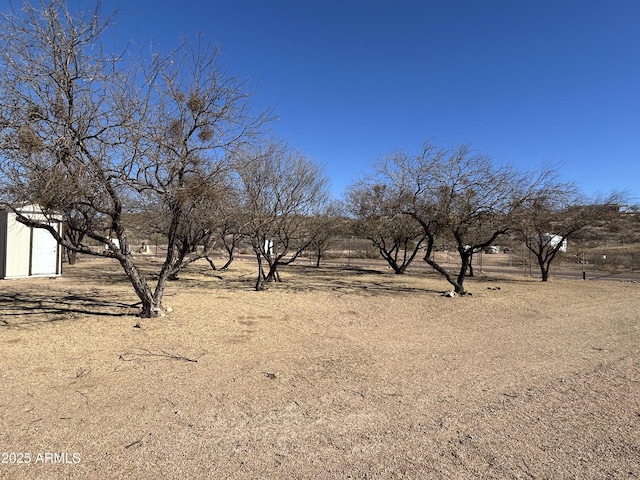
xmin=0 ymin=256 xmax=638 ymax=479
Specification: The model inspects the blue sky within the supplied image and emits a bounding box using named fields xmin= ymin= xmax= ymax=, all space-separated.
xmin=13 ymin=1 xmax=640 ymax=201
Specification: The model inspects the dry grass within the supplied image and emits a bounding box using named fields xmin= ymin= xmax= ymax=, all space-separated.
xmin=1 ymin=256 xmax=639 ymax=479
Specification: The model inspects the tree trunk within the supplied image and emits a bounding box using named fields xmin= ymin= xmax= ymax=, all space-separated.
xmin=255 ymin=251 xmax=266 ymax=291
xmin=425 ymin=255 xmax=466 ymax=295
xmin=119 ymin=254 xmax=162 ymax=317
xmin=205 ymin=256 xmax=217 ymax=271
xmin=220 ymin=245 xmax=235 ymax=270
xmin=380 ymin=249 xmax=405 ymax=274
xmin=265 ymin=261 xmax=281 ymax=282
xmin=393 ymin=263 xmax=406 ymax=274
xmin=454 ymin=252 xmax=473 ymax=294
xmin=537 ymin=249 xmax=559 ymax=282
xmin=220 ymin=256 xmax=233 ymax=270
xmin=539 ymin=255 xmax=550 ymax=281
xmin=66 ymin=248 xmax=78 ymax=265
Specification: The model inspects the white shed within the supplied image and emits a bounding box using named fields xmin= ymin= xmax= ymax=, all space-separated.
xmin=0 ymin=206 xmax=63 ymax=279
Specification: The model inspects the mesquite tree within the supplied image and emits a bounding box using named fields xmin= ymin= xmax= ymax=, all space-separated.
xmin=346 ymin=181 xmax=427 ymax=274
xmin=371 ymin=142 xmax=540 ymax=294
xmin=514 ymin=182 xmax=624 ymax=281
xmin=305 ymin=202 xmax=345 ymax=268
xmin=0 ymin=1 xmax=265 ymax=316
xmin=235 ymin=142 xmax=329 ymax=290
xmin=203 ymin=179 xmax=248 ymax=271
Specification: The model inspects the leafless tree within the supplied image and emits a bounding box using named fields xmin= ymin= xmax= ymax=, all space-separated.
xmin=164 ymin=174 xmax=247 ymax=274
xmin=305 ymin=201 xmax=345 ymax=268
xmin=0 ymin=1 xmax=266 ymax=316
xmin=141 ymin=174 xmax=229 ymax=279
xmin=203 ymin=177 xmax=249 ymax=271
xmin=514 ymin=179 xmax=628 ymax=281
xmin=346 ymin=180 xmax=427 ymax=274
xmin=375 ymin=142 xmax=539 ymax=294
xmin=235 ymin=141 xmax=329 ymax=290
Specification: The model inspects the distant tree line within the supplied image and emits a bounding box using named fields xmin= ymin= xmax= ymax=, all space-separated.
xmin=346 ymin=143 xmax=630 ymax=292
xmin=0 ymin=1 xmax=632 ymax=317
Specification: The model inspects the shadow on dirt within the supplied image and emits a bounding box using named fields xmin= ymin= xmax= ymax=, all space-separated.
xmin=0 ymin=291 xmax=139 ymax=327
xmin=465 ymin=273 xmax=539 ymax=285
xmin=270 ymin=265 xmax=446 ymax=296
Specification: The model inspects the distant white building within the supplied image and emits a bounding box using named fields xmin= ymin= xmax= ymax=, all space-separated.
xmin=0 ymin=206 xmax=63 ymax=279
xmin=546 ymin=234 xmax=567 ymax=253
xmin=105 ymin=237 xmax=120 ymax=252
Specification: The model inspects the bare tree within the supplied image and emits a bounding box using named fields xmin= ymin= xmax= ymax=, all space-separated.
xmin=304 ymin=201 xmax=345 ymax=268
xmin=514 ymin=181 xmax=627 ymax=281
xmin=374 ymin=142 xmax=538 ymax=294
xmin=0 ymin=1 xmax=266 ymax=316
xmin=141 ymin=174 xmax=229 ymax=280
xmin=235 ymin=142 xmax=329 ymax=290
xmin=423 ymin=146 xmax=538 ymax=294
xmin=204 ymin=178 xmax=248 ymax=271
xmin=138 ymin=172 xmax=246 ymax=273
xmin=346 ymin=181 xmax=427 ymax=274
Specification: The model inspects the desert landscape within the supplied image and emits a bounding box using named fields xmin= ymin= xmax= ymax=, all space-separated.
xmin=1 ymin=256 xmax=638 ymax=479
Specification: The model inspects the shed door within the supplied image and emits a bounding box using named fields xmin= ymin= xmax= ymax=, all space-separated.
xmin=31 ymin=227 xmax=58 ymax=275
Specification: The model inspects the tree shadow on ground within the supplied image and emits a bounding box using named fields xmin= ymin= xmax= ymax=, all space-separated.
xmin=467 ymin=272 xmax=543 ymax=285
xmin=266 ymin=265 xmax=446 ymax=296
xmin=0 ymin=291 xmax=139 ymax=327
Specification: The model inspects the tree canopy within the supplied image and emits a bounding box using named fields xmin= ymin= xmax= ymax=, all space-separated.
xmin=0 ymin=0 xmax=268 ymax=316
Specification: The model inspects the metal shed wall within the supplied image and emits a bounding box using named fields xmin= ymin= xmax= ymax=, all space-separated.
xmin=0 ymin=208 xmax=62 ymax=279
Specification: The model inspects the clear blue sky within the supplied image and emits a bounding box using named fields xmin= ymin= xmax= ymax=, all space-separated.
xmin=15 ymin=1 xmax=640 ymax=202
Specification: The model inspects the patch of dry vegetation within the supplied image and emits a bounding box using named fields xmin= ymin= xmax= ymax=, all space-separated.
xmin=1 ymin=257 xmax=639 ymax=479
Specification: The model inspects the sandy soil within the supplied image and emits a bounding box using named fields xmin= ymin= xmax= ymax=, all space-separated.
xmin=1 ymin=256 xmax=638 ymax=479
